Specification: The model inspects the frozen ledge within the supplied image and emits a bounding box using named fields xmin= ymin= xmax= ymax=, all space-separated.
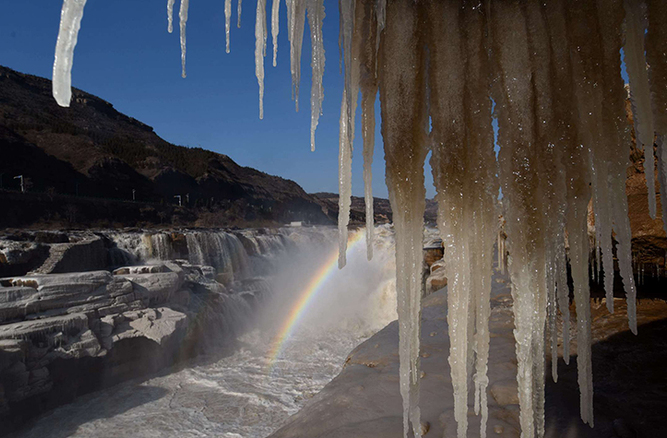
xmin=268 ymin=281 xmax=667 ymax=438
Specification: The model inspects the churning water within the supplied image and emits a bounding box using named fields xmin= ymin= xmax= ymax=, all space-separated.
xmin=13 ymin=226 xmax=402 ymax=438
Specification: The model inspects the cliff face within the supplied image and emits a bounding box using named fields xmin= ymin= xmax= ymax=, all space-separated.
xmin=0 ymin=66 xmax=330 ymax=228
xmin=311 ymin=192 xmax=439 ymax=225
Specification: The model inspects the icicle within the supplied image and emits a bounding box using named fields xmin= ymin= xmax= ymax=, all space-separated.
xmin=307 ymin=0 xmax=325 ymax=151
xmin=597 ymin=0 xmax=639 ymax=334
xmin=286 ymin=0 xmax=306 ymax=110
xmin=379 ymin=2 xmax=427 ymax=436
xmin=255 ymin=0 xmax=267 ymax=119
xmin=225 ymin=0 xmax=232 ymax=53
xmin=492 ymin=2 xmax=539 ymax=435
xmin=429 ymin=3 xmax=497 ymax=436
xmin=624 ymin=0 xmax=657 ymax=219
xmin=428 ymin=3 xmax=469 ymax=435
xmin=237 ymin=0 xmax=243 ymax=28
xmin=337 ymin=0 xmax=358 ymax=266
xmin=355 ymin=0 xmax=379 ymax=261
xmin=271 ymin=0 xmax=280 ymax=66
xmin=52 ymin=0 xmax=88 ymax=108
xmin=167 ymin=0 xmax=175 ymax=33
xmin=338 ymin=91 xmax=352 ymax=269
xmin=179 ymin=0 xmax=189 ymax=78
xmin=646 ymin=0 xmax=667 ymax=234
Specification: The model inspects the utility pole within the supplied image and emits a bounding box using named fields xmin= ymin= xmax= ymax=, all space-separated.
xmin=132 ymin=189 xmax=136 ymax=201
xmin=174 ymin=195 xmax=182 ymax=206
xmin=14 ymin=175 xmax=24 ymax=193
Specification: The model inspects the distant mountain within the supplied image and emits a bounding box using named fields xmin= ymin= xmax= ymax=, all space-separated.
xmin=311 ymin=192 xmax=438 ymax=225
xmin=0 ymin=66 xmax=330 ymax=228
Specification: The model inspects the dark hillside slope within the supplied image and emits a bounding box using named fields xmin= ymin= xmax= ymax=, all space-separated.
xmin=0 ymin=66 xmax=329 ymax=227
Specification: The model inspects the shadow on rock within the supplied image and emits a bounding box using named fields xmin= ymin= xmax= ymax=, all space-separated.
xmin=546 ymin=317 xmax=667 ymax=438
xmin=7 ymin=384 xmax=169 ymax=438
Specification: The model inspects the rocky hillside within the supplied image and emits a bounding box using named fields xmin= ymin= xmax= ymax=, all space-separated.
xmin=312 ymin=192 xmax=439 ymax=225
xmin=0 ymin=65 xmax=329 ymax=228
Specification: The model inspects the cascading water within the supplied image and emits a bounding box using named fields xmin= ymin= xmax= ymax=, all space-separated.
xmin=14 ymin=225 xmax=405 ymax=438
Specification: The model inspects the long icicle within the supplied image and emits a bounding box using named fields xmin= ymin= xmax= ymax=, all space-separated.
xmin=307 ymin=0 xmax=325 ymax=151
xmin=271 ymin=0 xmax=280 ymax=66
xmin=255 ymin=0 xmax=267 ymax=119
xmin=427 ymin=1 xmax=470 ymax=435
xmin=286 ymin=0 xmax=306 ymax=110
xmin=168 ymin=0 xmax=176 ymax=33
xmin=225 ymin=0 xmax=232 ymax=53
xmin=52 ymin=0 xmax=88 ymax=108
xmin=379 ymin=2 xmax=427 ymax=436
xmin=237 ymin=0 xmax=243 ymax=27
xmin=464 ymin=5 xmax=496 ymax=437
xmin=624 ymin=0 xmax=657 ymax=219
xmin=337 ymin=0 xmax=357 ymax=267
xmin=565 ymin=0 xmax=601 ymax=424
xmin=179 ymin=0 xmax=189 ymax=78
xmin=597 ymin=0 xmax=639 ymax=332
xmin=338 ymin=91 xmax=352 ymax=268
xmin=356 ymin=0 xmax=379 ymax=261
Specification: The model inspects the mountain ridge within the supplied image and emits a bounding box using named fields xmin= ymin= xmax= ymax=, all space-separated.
xmin=0 ymin=65 xmax=330 ymax=228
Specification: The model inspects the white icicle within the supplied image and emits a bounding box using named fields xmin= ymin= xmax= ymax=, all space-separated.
xmin=379 ymin=2 xmax=427 ymax=436
xmin=624 ymin=0 xmax=657 ymax=219
xmin=337 ymin=0 xmax=358 ymax=265
xmin=255 ymin=0 xmax=267 ymax=119
xmin=225 ymin=0 xmax=232 ymax=53
xmin=167 ymin=0 xmax=176 ymax=33
xmin=52 ymin=0 xmax=88 ymax=108
xmin=338 ymin=91 xmax=352 ymax=269
xmin=286 ymin=0 xmax=306 ymax=110
xmin=307 ymin=0 xmax=325 ymax=151
xmin=272 ymin=0 xmax=280 ymax=66
xmin=179 ymin=0 xmax=189 ymax=78
xmin=237 ymin=0 xmax=243 ymax=28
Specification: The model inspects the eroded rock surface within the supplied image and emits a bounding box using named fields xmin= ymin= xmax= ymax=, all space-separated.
xmin=0 ymin=262 xmax=263 ymax=434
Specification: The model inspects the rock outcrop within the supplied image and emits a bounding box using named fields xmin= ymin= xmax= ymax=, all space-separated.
xmin=0 ymin=261 xmax=261 ymax=434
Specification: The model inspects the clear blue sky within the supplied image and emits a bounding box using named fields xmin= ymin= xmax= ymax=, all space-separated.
xmin=0 ymin=0 xmax=439 ymax=199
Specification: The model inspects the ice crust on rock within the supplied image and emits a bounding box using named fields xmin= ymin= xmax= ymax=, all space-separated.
xmin=49 ymin=0 xmax=667 ymax=437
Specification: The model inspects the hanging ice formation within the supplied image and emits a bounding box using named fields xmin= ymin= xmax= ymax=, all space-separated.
xmin=52 ymin=0 xmax=87 ymax=107
xmin=255 ymin=0 xmax=267 ymax=119
xmin=225 ymin=0 xmax=232 ymax=53
xmin=179 ymin=0 xmax=189 ymax=78
xmin=50 ymin=0 xmax=667 ymax=437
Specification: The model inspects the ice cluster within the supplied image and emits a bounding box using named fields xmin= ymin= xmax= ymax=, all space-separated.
xmin=50 ymin=1 xmax=666 ymax=437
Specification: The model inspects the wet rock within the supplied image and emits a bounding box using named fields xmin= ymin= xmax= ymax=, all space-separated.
xmin=425 ymin=259 xmax=448 ymax=295
xmin=29 ymin=235 xmax=107 ymax=275
xmin=112 ymin=307 xmax=187 ymax=346
xmin=113 ymin=265 xmax=168 ymax=275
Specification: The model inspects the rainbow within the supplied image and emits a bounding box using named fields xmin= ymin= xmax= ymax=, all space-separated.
xmin=267 ymin=231 xmax=366 ymax=369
